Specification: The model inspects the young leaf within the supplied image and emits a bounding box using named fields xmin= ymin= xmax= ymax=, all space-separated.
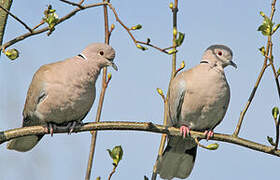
xmin=136 ymin=44 xmax=148 ymax=51
xmin=258 ymin=46 xmax=266 ymax=56
xmin=257 ymin=11 xmax=274 ymax=36
xmin=175 ymin=32 xmax=185 ymax=47
xmin=131 ymin=24 xmax=142 ymax=30
xmin=168 ymin=49 xmax=177 ymax=55
xmin=272 ymin=24 xmax=280 ymax=34
xmin=107 ymin=145 xmax=123 ymax=166
xmin=272 ymin=107 xmax=279 ymax=119
xmin=205 ymin=143 xmax=219 ymax=150
xmin=267 ymin=136 xmax=276 ymax=146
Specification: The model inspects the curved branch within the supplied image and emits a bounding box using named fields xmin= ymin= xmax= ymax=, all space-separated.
xmin=1 ymin=121 xmax=279 ymax=157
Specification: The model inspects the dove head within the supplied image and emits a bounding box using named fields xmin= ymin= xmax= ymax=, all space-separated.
xmin=202 ymin=44 xmax=237 ymax=69
xmin=80 ymin=43 xmax=118 ymax=71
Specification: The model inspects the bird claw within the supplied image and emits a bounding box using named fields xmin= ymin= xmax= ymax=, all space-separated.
xmin=48 ymin=123 xmax=57 ymax=137
xmin=68 ymin=121 xmax=77 ymax=135
xmin=204 ymin=130 xmax=214 ymax=141
xmin=180 ymin=125 xmax=190 ymax=138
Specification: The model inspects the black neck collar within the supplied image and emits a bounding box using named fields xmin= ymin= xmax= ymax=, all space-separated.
xmin=200 ymin=60 xmax=209 ymax=64
xmin=78 ymin=54 xmax=86 ymax=60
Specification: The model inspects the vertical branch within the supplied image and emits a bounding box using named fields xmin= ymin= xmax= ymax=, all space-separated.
xmin=233 ymin=0 xmax=277 ymax=137
xmin=85 ymin=1 xmax=110 ymax=180
xmin=0 ymin=0 xmax=13 ymax=48
xmin=152 ymin=1 xmax=179 ymax=179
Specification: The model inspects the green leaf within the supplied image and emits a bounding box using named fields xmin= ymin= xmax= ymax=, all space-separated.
xmin=175 ymin=32 xmax=185 ymax=47
xmin=205 ymin=143 xmax=219 ymax=150
xmin=258 ymin=11 xmax=274 ymax=36
xmin=4 ymin=49 xmax=19 ymax=60
xmin=267 ymin=136 xmax=276 ymax=146
xmin=131 ymin=24 xmax=142 ymax=30
xmin=272 ymin=24 xmax=280 ymax=34
xmin=136 ymin=44 xmax=147 ymax=51
xmin=107 ymin=145 xmax=123 ymax=166
xmin=272 ymin=107 xmax=279 ymax=119
xmin=258 ymin=46 xmax=266 ymax=56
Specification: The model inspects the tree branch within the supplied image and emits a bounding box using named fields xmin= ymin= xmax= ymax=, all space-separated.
xmin=0 ymin=4 xmax=32 ymax=32
xmin=1 ymin=121 xmax=280 ymax=157
xmin=0 ymin=0 xmax=13 ymax=48
xmin=0 ymin=2 xmax=107 ymax=51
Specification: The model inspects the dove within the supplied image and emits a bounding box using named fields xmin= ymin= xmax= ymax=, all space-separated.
xmin=7 ymin=42 xmax=117 ymax=152
xmin=157 ymin=44 xmax=236 ymax=179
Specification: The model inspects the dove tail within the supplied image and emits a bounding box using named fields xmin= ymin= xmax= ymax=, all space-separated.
xmin=156 ymin=136 xmax=197 ymax=179
xmin=7 ymin=135 xmax=43 ymax=152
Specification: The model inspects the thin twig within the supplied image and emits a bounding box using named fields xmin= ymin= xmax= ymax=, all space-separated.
xmin=275 ymin=119 xmax=280 ymax=150
xmin=233 ymin=0 xmax=278 ymax=137
xmin=194 ymin=137 xmax=209 ymax=149
xmin=59 ymin=0 xmax=85 ymax=9
xmin=152 ymin=1 xmax=179 ymax=179
xmin=0 ymin=4 xmax=33 ymax=33
xmin=85 ymin=1 xmax=111 ymax=180
xmin=0 ymin=2 xmax=107 ymax=51
xmin=1 ymin=121 xmax=280 ymax=157
xmin=108 ymin=165 xmax=116 ymax=180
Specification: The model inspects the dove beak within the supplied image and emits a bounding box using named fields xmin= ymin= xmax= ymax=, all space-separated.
xmin=110 ymin=62 xmax=118 ymax=71
xmin=230 ymin=60 xmax=237 ymax=69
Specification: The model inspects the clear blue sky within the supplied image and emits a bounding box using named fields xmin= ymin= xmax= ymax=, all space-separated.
xmin=0 ymin=0 xmax=279 ymax=179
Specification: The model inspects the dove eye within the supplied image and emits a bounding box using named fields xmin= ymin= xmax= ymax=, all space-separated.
xmin=217 ymin=51 xmax=223 ymax=56
xmin=99 ymin=51 xmax=104 ymax=56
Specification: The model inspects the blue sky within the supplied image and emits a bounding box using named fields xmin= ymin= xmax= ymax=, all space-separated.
xmin=0 ymin=0 xmax=280 ymax=180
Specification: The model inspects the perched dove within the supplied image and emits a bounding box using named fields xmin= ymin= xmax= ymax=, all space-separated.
xmin=7 ymin=43 xmax=117 ymax=152
xmin=156 ymin=44 xmax=236 ymax=179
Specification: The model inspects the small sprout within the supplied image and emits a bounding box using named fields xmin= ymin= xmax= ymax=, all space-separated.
xmin=111 ymin=24 xmax=115 ymax=31
xmin=205 ymin=143 xmax=219 ymax=150
xmin=147 ymin=38 xmax=151 ymax=44
xmin=180 ymin=61 xmax=185 ymax=69
xmin=169 ymin=2 xmax=174 ymax=9
xmin=5 ymin=49 xmax=19 ymax=60
xmin=131 ymin=24 xmax=142 ymax=30
xmin=168 ymin=49 xmax=178 ymax=55
xmin=157 ymin=88 xmax=164 ymax=96
xmin=175 ymin=32 xmax=185 ymax=47
xmin=277 ymin=67 xmax=280 ymax=76
xmin=267 ymin=136 xmax=276 ymax=146
xmin=272 ymin=107 xmax=279 ymax=119
xmin=107 ymin=145 xmax=123 ymax=166
xmin=259 ymin=46 xmax=266 ymax=56
xmin=173 ymin=28 xmax=177 ymax=37
xmin=260 ymin=11 xmax=265 ymax=17
xmin=107 ymin=73 xmax=112 ymax=84
xmin=43 ymin=5 xmax=59 ymax=36
xmin=272 ymin=24 xmax=280 ymax=34
xmin=96 ymin=177 xmax=101 ymax=180
xmin=136 ymin=44 xmax=148 ymax=51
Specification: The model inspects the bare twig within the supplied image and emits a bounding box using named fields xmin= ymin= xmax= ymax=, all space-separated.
xmin=275 ymin=119 xmax=280 ymax=150
xmin=152 ymin=1 xmax=179 ymax=179
xmin=233 ymin=0 xmax=278 ymax=137
xmin=59 ymin=0 xmax=85 ymax=9
xmin=0 ymin=2 xmax=107 ymax=51
xmin=85 ymin=1 xmax=111 ymax=180
xmin=108 ymin=165 xmax=116 ymax=180
xmin=0 ymin=4 xmax=32 ymax=33
xmin=1 ymin=121 xmax=280 ymax=157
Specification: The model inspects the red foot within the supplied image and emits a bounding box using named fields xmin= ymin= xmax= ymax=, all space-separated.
xmin=204 ymin=130 xmax=214 ymax=140
xmin=180 ymin=125 xmax=190 ymax=138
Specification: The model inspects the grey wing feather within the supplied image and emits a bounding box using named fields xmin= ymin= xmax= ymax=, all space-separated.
xmin=168 ymin=75 xmax=186 ymax=127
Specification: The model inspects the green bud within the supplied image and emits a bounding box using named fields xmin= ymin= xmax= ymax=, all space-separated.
xmin=107 ymin=145 xmax=123 ymax=166
xmin=136 ymin=44 xmax=147 ymax=51
xmin=258 ymin=13 xmax=274 ymax=36
xmin=272 ymin=107 xmax=279 ymax=119
xmin=259 ymin=46 xmax=266 ymax=56
xmin=205 ymin=143 xmax=219 ymax=150
xmin=96 ymin=177 xmax=101 ymax=180
xmin=277 ymin=67 xmax=280 ymax=76
xmin=131 ymin=24 xmax=142 ymax=30
xmin=267 ymin=136 xmax=276 ymax=146
xmin=169 ymin=2 xmax=174 ymax=9
xmin=5 ymin=49 xmax=19 ymax=60
xmin=272 ymin=24 xmax=280 ymax=34
xmin=260 ymin=11 xmax=265 ymax=17
xmin=175 ymin=32 xmax=185 ymax=47
xmin=168 ymin=49 xmax=177 ymax=55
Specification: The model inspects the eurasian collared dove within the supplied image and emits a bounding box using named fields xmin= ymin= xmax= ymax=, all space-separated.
xmin=7 ymin=43 xmax=117 ymax=152
xmin=156 ymin=44 xmax=236 ymax=179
